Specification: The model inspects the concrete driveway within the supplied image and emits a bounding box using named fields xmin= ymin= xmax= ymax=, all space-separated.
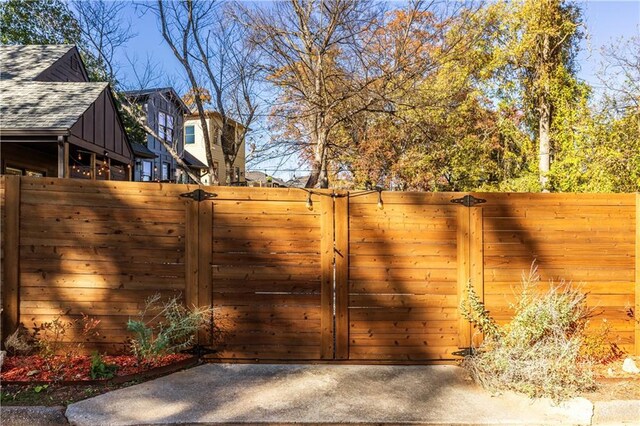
xmin=64 ymin=363 xmax=597 ymax=425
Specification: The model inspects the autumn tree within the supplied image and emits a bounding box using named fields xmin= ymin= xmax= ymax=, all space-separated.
xmin=241 ymin=0 xmax=473 ymax=188
xmin=493 ymin=0 xmax=583 ymax=190
xmin=328 ymin=4 xmax=528 ymax=191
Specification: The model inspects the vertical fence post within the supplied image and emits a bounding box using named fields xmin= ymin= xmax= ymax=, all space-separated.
xmin=469 ymin=205 xmax=485 ymax=348
xmin=636 ymin=193 xmax=639 ymax=355
xmin=334 ymin=191 xmax=349 ymax=359
xmin=320 ymin=192 xmax=335 ymax=359
xmin=185 ymin=199 xmax=199 ymax=318
xmin=198 ymin=200 xmax=213 ymax=345
xmin=457 ymin=202 xmax=471 ymax=350
xmin=2 ymin=175 xmax=20 ymax=343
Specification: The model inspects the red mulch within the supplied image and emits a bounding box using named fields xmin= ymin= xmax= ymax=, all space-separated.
xmin=0 ymin=353 xmax=191 ymax=382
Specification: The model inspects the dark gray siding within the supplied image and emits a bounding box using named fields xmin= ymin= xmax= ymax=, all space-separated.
xmin=137 ymin=91 xmax=185 ymax=182
xmin=69 ymin=88 xmax=133 ymax=164
xmin=35 ymin=48 xmax=88 ymax=83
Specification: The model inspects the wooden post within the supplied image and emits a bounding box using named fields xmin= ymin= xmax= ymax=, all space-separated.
xmin=2 ymin=176 xmax=20 ymax=342
xmin=320 ymin=192 xmax=335 ymax=359
xmin=334 ymin=191 xmax=349 ymax=359
xmin=63 ymin=141 xmax=70 ymax=178
xmin=636 ymin=193 xmax=639 ymax=355
xmin=90 ymin=153 xmax=96 ymax=180
xmin=469 ymin=204 xmax=484 ymax=348
xmin=57 ymin=141 xmax=66 ymax=178
xmin=197 ymin=199 xmax=213 ymax=345
xmin=185 ymin=199 xmax=199 ymax=314
xmin=457 ymin=202 xmax=471 ymax=350
xmin=127 ymin=164 xmax=133 ymax=181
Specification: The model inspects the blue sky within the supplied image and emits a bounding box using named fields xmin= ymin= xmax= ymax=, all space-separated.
xmin=111 ymin=1 xmax=640 ymax=179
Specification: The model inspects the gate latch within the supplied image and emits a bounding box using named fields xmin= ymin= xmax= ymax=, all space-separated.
xmin=180 ymin=189 xmax=217 ymax=202
xmin=450 ymin=195 xmax=486 ymax=207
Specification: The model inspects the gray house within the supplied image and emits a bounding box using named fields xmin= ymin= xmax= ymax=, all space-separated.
xmin=124 ymin=87 xmax=192 ymax=183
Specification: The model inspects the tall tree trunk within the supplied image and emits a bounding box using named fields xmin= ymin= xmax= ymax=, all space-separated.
xmin=539 ymin=99 xmax=551 ymax=191
xmin=539 ymin=33 xmax=551 ymax=192
xmin=305 ymin=127 xmax=329 ymax=188
xmin=225 ymin=157 xmax=234 ymax=184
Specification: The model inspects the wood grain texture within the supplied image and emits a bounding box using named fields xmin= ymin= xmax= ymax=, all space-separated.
xmin=4 ymin=179 xmax=636 ymax=361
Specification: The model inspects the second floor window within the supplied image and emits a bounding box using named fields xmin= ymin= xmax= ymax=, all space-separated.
xmin=158 ymin=112 xmax=174 ymax=142
xmin=185 ymin=125 xmax=195 ymax=144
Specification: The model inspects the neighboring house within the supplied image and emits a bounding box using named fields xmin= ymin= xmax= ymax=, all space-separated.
xmin=183 ymin=111 xmax=246 ymax=185
xmin=286 ymin=175 xmax=310 ymax=188
xmin=0 ymin=45 xmax=133 ymax=179
xmin=124 ymin=88 xmax=191 ymax=183
xmin=246 ymin=171 xmax=286 ymax=188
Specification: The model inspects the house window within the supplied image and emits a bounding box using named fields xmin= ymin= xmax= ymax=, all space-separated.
xmin=166 ymin=116 xmax=174 ymax=142
xmin=235 ymin=167 xmax=240 ymax=181
xmin=158 ymin=112 xmax=174 ymax=142
xmin=162 ymin=162 xmax=170 ymax=181
xmin=185 ymin=125 xmax=195 ymax=144
xmin=213 ymin=162 xmax=219 ymax=183
xmin=142 ymin=160 xmax=153 ymax=181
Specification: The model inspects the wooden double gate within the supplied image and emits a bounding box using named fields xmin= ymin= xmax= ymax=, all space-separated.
xmin=2 ymin=176 xmax=638 ymax=362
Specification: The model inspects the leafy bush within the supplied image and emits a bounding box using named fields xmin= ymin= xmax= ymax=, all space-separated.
xmin=89 ymin=352 xmax=118 ymax=380
xmin=461 ymin=267 xmax=600 ymax=402
xmin=127 ymin=294 xmax=214 ymax=362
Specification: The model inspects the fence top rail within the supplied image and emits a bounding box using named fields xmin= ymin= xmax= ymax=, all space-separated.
xmin=4 ymin=176 xmax=638 ymax=205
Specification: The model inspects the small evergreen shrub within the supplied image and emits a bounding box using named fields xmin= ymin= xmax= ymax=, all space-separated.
xmin=127 ymin=294 xmax=214 ymax=362
xmin=461 ymin=266 xmax=601 ymax=402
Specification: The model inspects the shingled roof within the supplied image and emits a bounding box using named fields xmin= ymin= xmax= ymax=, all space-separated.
xmin=0 ymin=44 xmax=75 ymax=81
xmin=0 ymin=45 xmax=110 ymax=133
xmin=0 ymin=81 xmax=108 ymax=131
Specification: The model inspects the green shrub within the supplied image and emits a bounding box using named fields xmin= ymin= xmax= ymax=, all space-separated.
xmin=127 ymin=294 xmax=214 ymax=362
xmin=461 ymin=266 xmax=598 ymax=402
xmin=89 ymin=352 xmax=118 ymax=380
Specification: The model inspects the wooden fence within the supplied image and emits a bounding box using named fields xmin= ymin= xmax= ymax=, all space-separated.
xmin=1 ymin=176 xmax=638 ymax=362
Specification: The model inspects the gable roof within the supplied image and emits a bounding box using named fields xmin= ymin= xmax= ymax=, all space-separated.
xmin=123 ymin=87 xmax=190 ymax=114
xmin=0 ymin=80 xmax=108 ymax=133
xmin=0 ymin=44 xmax=75 ymax=81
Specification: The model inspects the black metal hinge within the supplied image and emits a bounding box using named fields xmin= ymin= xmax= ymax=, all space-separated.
xmin=182 ymin=344 xmax=217 ymax=358
xmin=452 ymin=347 xmax=476 ymax=357
xmin=450 ymin=195 xmax=486 ymax=207
xmin=180 ymin=189 xmax=217 ymax=202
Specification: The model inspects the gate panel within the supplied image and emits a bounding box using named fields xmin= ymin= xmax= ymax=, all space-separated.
xmin=481 ymin=193 xmax=637 ymax=353
xmin=206 ymin=187 xmax=326 ymax=360
xmin=347 ymin=192 xmax=462 ymax=361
